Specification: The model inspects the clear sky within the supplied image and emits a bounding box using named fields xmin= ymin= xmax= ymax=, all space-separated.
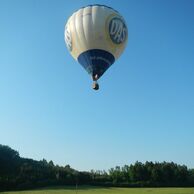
xmin=0 ymin=0 xmax=194 ymax=171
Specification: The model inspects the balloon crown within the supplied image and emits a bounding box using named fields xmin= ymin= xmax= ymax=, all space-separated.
xmin=78 ymin=4 xmax=119 ymax=13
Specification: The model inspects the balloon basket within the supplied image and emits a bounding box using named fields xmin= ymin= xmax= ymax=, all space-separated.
xmin=92 ymin=81 xmax=99 ymax=90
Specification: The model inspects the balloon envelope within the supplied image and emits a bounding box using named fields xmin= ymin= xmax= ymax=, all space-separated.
xmin=65 ymin=4 xmax=128 ymax=79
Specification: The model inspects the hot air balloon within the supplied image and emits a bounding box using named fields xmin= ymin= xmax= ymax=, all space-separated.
xmin=64 ymin=4 xmax=128 ymax=90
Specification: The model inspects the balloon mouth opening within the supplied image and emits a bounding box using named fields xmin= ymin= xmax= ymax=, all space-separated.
xmin=92 ymin=74 xmax=99 ymax=81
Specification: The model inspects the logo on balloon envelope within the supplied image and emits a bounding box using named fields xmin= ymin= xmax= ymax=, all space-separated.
xmin=65 ymin=26 xmax=72 ymax=51
xmin=109 ymin=17 xmax=127 ymax=44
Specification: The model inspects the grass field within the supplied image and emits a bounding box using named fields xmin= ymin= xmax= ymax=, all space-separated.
xmin=1 ymin=187 xmax=194 ymax=194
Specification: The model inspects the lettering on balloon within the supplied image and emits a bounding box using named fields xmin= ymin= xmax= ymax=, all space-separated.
xmin=109 ymin=17 xmax=127 ymax=44
xmin=65 ymin=26 xmax=72 ymax=51
xmin=90 ymin=56 xmax=111 ymax=66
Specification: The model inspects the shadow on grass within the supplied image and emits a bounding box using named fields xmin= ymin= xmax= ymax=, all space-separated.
xmin=37 ymin=185 xmax=113 ymax=191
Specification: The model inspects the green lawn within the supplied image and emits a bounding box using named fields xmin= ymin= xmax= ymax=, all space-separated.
xmin=2 ymin=187 xmax=194 ymax=194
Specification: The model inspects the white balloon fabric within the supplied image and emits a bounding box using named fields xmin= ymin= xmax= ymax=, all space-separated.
xmin=65 ymin=4 xmax=128 ymax=80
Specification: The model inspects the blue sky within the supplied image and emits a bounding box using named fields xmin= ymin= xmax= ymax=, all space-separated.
xmin=0 ymin=0 xmax=194 ymax=171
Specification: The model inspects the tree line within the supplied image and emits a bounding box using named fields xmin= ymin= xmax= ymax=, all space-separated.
xmin=0 ymin=144 xmax=194 ymax=191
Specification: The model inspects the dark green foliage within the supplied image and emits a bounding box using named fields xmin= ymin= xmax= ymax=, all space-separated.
xmin=100 ymin=161 xmax=193 ymax=187
xmin=0 ymin=144 xmax=194 ymax=191
xmin=0 ymin=145 xmax=79 ymax=191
